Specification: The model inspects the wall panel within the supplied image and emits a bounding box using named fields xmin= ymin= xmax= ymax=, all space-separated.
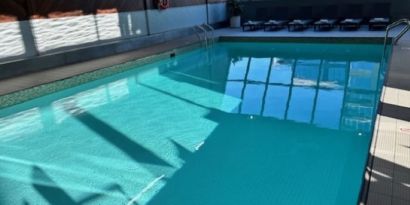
xmin=208 ymin=2 xmax=228 ymax=24
xmin=0 ymin=0 xmax=227 ymax=63
xmin=147 ymin=5 xmax=207 ymax=34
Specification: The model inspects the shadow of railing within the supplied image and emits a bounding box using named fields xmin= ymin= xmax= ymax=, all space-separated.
xmin=66 ymin=105 xmax=173 ymax=169
xmin=143 ymin=107 xmax=369 ymax=204
xmin=364 ymin=155 xmax=410 ymax=203
xmin=31 ymin=166 xmax=130 ymax=205
xmin=32 ymin=166 xmax=78 ymax=205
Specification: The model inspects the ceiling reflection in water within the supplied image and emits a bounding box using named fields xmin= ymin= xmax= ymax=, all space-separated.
xmin=224 ymin=53 xmax=382 ymax=132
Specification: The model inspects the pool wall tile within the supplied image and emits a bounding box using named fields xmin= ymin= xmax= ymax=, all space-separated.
xmin=0 ymin=43 xmax=200 ymax=109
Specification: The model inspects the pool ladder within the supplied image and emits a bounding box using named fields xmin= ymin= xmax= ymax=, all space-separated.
xmin=193 ymin=24 xmax=216 ymax=63
xmin=382 ymin=18 xmax=410 ymax=59
xmin=193 ymin=23 xmax=216 ymax=50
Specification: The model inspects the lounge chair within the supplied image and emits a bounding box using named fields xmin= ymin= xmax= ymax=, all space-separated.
xmin=313 ymin=19 xmax=338 ymax=31
xmin=264 ymin=20 xmax=289 ymax=31
xmin=368 ymin=3 xmax=390 ymax=31
xmin=368 ymin=18 xmax=390 ymax=30
xmin=264 ymin=6 xmax=289 ymax=32
xmin=339 ymin=18 xmax=363 ymax=31
xmin=242 ymin=21 xmax=264 ymax=31
xmin=288 ymin=19 xmax=314 ymax=31
xmin=339 ymin=4 xmax=364 ymax=31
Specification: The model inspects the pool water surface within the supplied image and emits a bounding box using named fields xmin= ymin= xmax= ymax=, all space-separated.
xmin=0 ymin=42 xmax=388 ymax=205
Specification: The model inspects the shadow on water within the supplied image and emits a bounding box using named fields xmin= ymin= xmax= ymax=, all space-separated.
xmin=66 ymin=106 xmax=173 ymax=168
xmin=144 ymin=108 xmax=368 ymax=205
xmin=31 ymin=166 xmax=130 ymax=205
xmin=32 ymin=166 xmax=78 ymax=205
xmin=0 ymin=41 xmax=390 ymax=204
xmin=170 ymin=139 xmax=193 ymax=162
xmin=0 ymin=187 xmax=5 ymax=205
xmin=132 ymin=45 xmax=386 ymax=204
xmin=77 ymin=184 xmax=128 ymax=205
xmin=138 ymin=82 xmax=212 ymax=110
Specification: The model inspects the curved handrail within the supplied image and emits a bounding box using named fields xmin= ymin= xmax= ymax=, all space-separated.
xmin=383 ymin=19 xmax=410 ymax=51
xmin=192 ymin=27 xmax=203 ymax=43
xmin=194 ymin=25 xmax=209 ymax=49
xmin=382 ymin=19 xmax=410 ymax=62
xmin=202 ymin=23 xmax=215 ymax=45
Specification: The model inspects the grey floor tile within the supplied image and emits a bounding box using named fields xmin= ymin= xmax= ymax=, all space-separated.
xmin=392 ymin=182 xmax=410 ymax=201
xmin=367 ymin=192 xmax=392 ymax=205
xmin=393 ymin=170 xmax=410 ymax=186
xmin=369 ymin=177 xmax=393 ymax=195
xmin=392 ymin=197 xmax=410 ymax=205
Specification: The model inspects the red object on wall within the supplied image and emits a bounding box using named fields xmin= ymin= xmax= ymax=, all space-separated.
xmin=156 ymin=0 xmax=169 ymax=10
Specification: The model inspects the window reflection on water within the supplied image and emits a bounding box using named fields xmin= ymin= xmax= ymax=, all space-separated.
xmin=224 ymin=56 xmax=382 ymax=133
xmin=0 ymin=49 xmax=384 ymax=141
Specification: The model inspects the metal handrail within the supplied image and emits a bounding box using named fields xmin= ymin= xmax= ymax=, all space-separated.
xmin=383 ymin=19 xmax=410 ymax=53
xmin=202 ymin=23 xmax=215 ymax=45
xmin=192 ymin=24 xmax=216 ymax=63
xmin=192 ymin=27 xmax=203 ymax=43
xmin=195 ymin=25 xmax=209 ymax=49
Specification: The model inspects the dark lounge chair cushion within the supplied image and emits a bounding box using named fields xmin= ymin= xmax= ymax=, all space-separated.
xmin=243 ymin=21 xmax=264 ymax=26
xmin=369 ymin=17 xmax=390 ymax=23
xmin=314 ymin=19 xmax=337 ymax=25
xmin=289 ymin=19 xmax=313 ymax=25
xmin=264 ymin=20 xmax=287 ymax=25
xmin=340 ymin=18 xmax=363 ymax=24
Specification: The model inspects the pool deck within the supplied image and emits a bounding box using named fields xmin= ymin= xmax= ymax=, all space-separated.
xmin=365 ymin=36 xmax=410 ymax=205
xmin=1 ymin=26 xmax=410 ymax=205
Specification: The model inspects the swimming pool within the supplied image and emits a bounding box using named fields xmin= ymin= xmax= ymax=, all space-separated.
xmin=0 ymin=41 xmax=388 ymax=205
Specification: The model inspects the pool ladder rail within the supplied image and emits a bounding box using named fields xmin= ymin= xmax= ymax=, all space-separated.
xmin=193 ymin=24 xmax=216 ymax=63
xmin=383 ymin=18 xmax=410 ymax=59
xmin=193 ymin=23 xmax=216 ymax=50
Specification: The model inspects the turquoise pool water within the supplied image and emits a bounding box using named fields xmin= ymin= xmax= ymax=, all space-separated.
xmin=0 ymin=42 xmax=388 ymax=205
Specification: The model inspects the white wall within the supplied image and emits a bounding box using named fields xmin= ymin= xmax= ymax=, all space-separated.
xmin=0 ymin=22 xmax=29 ymax=60
xmin=32 ymin=11 xmax=148 ymax=53
xmin=98 ymin=12 xmax=148 ymax=41
xmin=0 ymin=11 xmax=148 ymax=61
xmin=0 ymin=4 xmax=227 ymax=63
xmin=147 ymin=5 xmax=207 ymax=34
xmin=208 ymin=2 xmax=228 ymax=24
xmin=31 ymin=15 xmax=99 ymax=53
